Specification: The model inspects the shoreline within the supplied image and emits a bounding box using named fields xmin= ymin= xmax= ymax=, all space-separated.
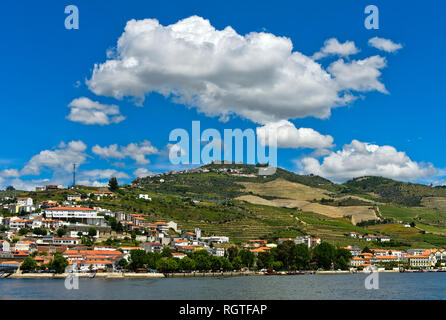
xmin=1 ymin=269 xmax=443 ymax=279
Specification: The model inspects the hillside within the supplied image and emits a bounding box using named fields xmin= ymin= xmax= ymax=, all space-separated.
xmin=343 ymin=176 xmax=446 ymax=206
xmin=9 ymin=164 xmax=446 ymax=248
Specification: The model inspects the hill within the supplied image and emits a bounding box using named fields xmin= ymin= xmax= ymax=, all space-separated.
xmin=9 ymin=163 xmax=446 ymax=248
xmin=343 ymin=176 xmax=446 ymax=206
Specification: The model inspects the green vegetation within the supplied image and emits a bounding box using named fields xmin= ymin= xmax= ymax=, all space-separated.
xmin=20 ymin=257 xmax=37 ymax=272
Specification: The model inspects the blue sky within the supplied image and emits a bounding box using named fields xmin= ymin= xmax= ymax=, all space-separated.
xmin=1 ymin=0 xmax=445 ymax=189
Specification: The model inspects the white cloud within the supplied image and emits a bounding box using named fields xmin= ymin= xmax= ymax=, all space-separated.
xmin=0 ymin=169 xmax=20 ymax=178
xmin=80 ymin=169 xmax=130 ymax=180
xmin=92 ymin=140 xmax=158 ymax=165
xmin=76 ymin=180 xmax=109 ymax=187
xmin=0 ymin=178 xmax=51 ymax=191
xmin=368 ymin=37 xmax=402 ymax=53
xmin=133 ymin=168 xmax=155 ymax=178
xmin=313 ymin=38 xmax=359 ymax=60
xmin=256 ymin=120 xmax=334 ymax=150
xmin=21 ymin=141 xmax=88 ymax=176
xmin=86 ymin=16 xmax=389 ymax=124
xmin=299 ymin=140 xmax=437 ymax=183
xmin=67 ymin=97 xmax=126 ymax=125
xmin=328 ymin=56 xmax=388 ymax=93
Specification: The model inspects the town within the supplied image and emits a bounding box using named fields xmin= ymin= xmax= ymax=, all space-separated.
xmin=0 ymin=182 xmax=445 ymax=277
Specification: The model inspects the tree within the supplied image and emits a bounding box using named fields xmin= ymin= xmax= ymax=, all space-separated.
xmin=117 ymin=258 xmax=129 ymax=270
xmin=362 ymin=246 xmax=372 ymax=254
xmin=295 ymin=244 xmax=311 ymax=270
xmin=108 ymin=177 xmax=119 ymax=192
xmin=48 ymin=253 xmax=68 ymax=273
xmin=210 ymin=256 xmax=223 ymax=271
xmin=232 ymin=256 xmax=243 ymax=270
xmin=88 ymin=228 xmax=97 ymax=237
xmin=129 ymin=249 xmax=148 ymax=271
xmin=33 ymin=228 xmax=47 ymax=236
xmin=18 ymin=228 xmax=30 ymax=236
xmin=227 ymin=246 xmax=239 ymax=262
xmin=334 ymin=248 xmax=352 ymax=270
xmin=239 ymin=250 xmax=255 ymax=268
xmin=56 ymin=228 xmax=66 ymax=237
xmin=276 ymin=240 xmax=297 ymax=269
xmin=178 ymin=256 xmax=196 ymax=272
xmin=220 ymin=257 xmax=233 ymax=271
xmin=161 ymin=246 xmax=173 ymax=258
xmin=257 ymin=252 xmax=275 ymax=270
xmin=190 ymin=250 xmax=212 ymax=271
xmin=20 ymin=257 xmax=37 ymax=272
xmin=313 ymin=242 xmax=336 ymax=270
xmin=156 ymin=257 xmax=179 ymax=273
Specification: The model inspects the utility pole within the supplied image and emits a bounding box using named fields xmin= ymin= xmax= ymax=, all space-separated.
xmin=73 ymin=163 xmax=76 ymax=188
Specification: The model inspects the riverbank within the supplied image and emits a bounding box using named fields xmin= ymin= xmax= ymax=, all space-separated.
xmin=1 ymin=270 xmax=262 ymax=279
xmin=2 ymin=269 xmax=444 ymax=279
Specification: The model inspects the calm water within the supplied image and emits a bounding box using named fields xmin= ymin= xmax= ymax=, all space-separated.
xmin=1 ymin=273 xmax=445 ymax=300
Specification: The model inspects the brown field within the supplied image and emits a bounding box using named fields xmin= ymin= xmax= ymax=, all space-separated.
xmin=236 ymin=179 xmax=378 ymax=225
xmin=422 ymin=197 xmax=446 ymax=210
xmin=238 ymin=178 xmax=332 ymax=201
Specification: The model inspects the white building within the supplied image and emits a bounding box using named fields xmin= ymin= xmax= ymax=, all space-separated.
xmin=0 ymin=240 xmax=10 ymax=252
xmin=138 ymin=194 xmax=152 ymax=201
xmin=44 ymin=207 xmax=105 ymax=226
xmin=17 ymin=197 xmax=33 ymax=206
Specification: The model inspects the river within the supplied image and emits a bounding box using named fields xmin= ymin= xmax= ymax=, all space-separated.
xmin=1 ymin=273 xmax=445 ymax=299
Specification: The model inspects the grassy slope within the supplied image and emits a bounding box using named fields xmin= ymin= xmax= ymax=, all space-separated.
xmin=10 ymin=164 xmax=446 ymax=248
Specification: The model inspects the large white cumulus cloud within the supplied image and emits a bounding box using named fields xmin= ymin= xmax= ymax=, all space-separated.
xmin=256 ymin=120 xmax=334 ymax=150
xmin=86 ymin=16 xmax=387 ymax=124
xmin=299 ymin=140 xmax=437 ymax=182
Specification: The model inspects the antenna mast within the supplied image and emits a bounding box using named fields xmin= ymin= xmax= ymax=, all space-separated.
xmin=73 ymin=163 xmax=76 ymax=188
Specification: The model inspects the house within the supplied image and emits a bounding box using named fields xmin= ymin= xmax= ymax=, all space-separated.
xmin=44 ymin=207 xmax=105 ymax=226
xmin=407 ymin=254 xmax=435 ymax=268
xmin=250 ymin=247 xmax=271 ymax=256
xmin=0 ymin=240 xmax=10 ymax=252
xmin=172 ymin=252 xmax=186 ymax=259
xmin=350 ymin=257 xmax=365 ymax=267
xmin=343 ymin=246 xmax=361 ymax=257
xmin=348 ymin=232 xmax=362 ymax=238
xmin=90 ymin=191 xmax=116 ymax=200
xmin=364 ymin=234 xmax=379 ymax=241
xmin=173 ymin=239 xmax=189 ymax=248
xmin=0 ymin=260 xmax=20 ymax=272
xmin=79 ymin=260 xmax=113 ymax=272
xmin=53 ymin=237 xmax=80 ymax=246
xmin=67 ymin=195 xmax=82 ymax=202
xmin=14 ymin=240 xmax=36 ymax=252
xmin=45 ymin=185 xmax=61 ymax=190
xmin=138 ymin=194 xmax=151 ymax=201
xmin=154 ymin=222 xmax=169 ymax=233
xmin=207 ymin=247 xmax=225 ymax=257
xmin=371 ymin=255 xmax=398 ymax=264
xmin=119 ymin=246 xmax=143 ymax=254
xmin=142 ymin=242 xmax=163 ymax=253
xmin=16 ymin=197 xmax=33 ymax=206
xmin=182 ymin=232 xmax=196 ymax=241
xmin=200 ymin=236 xmax=229 ymax=244
xmin=247 ymin=240 xmax=268 ymax=247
